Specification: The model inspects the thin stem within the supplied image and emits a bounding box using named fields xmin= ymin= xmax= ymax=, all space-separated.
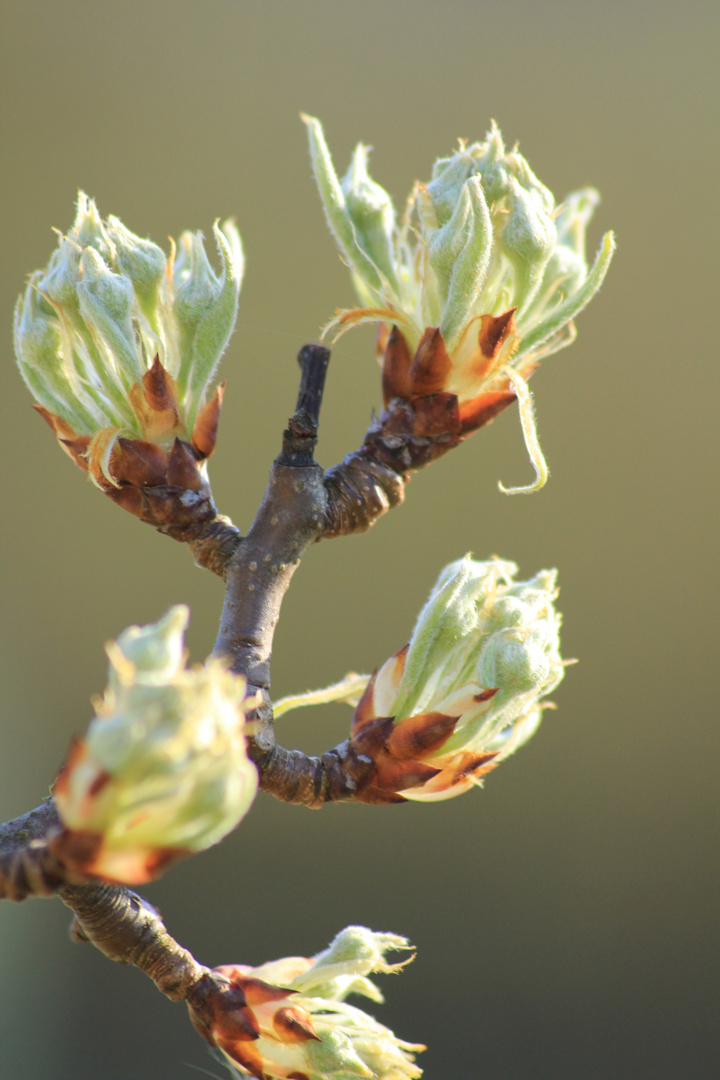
xmin=58 ymin=882 xmax=208 ymax=1000
xmin=254 ymin=741 xmax=376 ymax=807
xmin=294 ymin=343 xmax=330 ymax=431
xmin=1 ymin=804 xmax=249 ymax=1035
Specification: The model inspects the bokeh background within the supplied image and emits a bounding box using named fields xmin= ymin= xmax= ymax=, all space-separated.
xmin=1 ymin=2 xmax=718 ymax=1077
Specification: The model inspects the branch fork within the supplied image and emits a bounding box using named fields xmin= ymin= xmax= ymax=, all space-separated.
xmin=0 ymin=338 xmax=479 ymax=1044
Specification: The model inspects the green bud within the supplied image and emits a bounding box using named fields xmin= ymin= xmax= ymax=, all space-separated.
xmin=470 ymin=122 xmax=510 ymax=204
xmin=501 ymin=177 xmax=557 ymax=311
xmin=71 ymin=191 xmax=115 ymax=262
xmin=426 ymin=150 xmax=476 ymax=227
xmin=38 ymin=236 xmax=83 ymax=315
xmin=106 ymin=215 xmax=167 ymax=325
xmin=303 ymin=113 xmax=397 ymax=303
xmin=14 ymin=194 xmax=244 ymax=486
xmin=317 ymin=556 xmax=565 ymax=802
xmin=294 ymin=927 xmax=412 ymax=998
xmin=414 ymin=558 xmax=563 ymax=766
xmin=437 ymin=176 xmax=493 ymax=350
xmin=341 ymin=143 xmax=399 ymax=289
xmin=279 ymin=555 xmax=563 ymax=805
xmin=14 ymin=274 xmax=76 ymax=419
xmin=174 ymin=231 xmax=221 ymax=317
xmin=507 ymin=149 xmax=555 ymax=214
xmin=308 ymin=116 xmax=614 ymax=492
xmin=212 ymin=928 xmax=423 ymax=1080
xmin=53 ymin=605 xmax=257 ymax=884
xmin=173 ymin=221 xmax=243 ymax=421
xmin=109 ymin=604 xmax=188 ymax=687
xmin=393 ymin=556 xmax=516 ymax=721
xmin=76 ymin=247 xmax=142 ymax=388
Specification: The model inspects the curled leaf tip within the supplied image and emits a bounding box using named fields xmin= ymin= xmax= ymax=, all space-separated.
xmin=497 ymin=365 xmax=549 ymax=494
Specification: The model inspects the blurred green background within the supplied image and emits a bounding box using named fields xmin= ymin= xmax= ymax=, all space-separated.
xmin=1 ymin=1 xmax=718 ymax=1077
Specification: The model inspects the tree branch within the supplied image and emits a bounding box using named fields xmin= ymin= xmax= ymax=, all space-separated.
xmin=0 ymin=801 xmax=70 ymax=900
xmin=1 ymin=802 xmax=258 ymax=1051
xmin=212 ymin=345 xmax=329 ymax=755
xmin=0 ymin=336 xmax=491 ymax=1071
xmin=58 ymin=882 xmax=206 ymax=997
xmin=212 ymin=346 xmax=486 ymax=804
xmin=59 ymin=879 xmax=255 ymax=1049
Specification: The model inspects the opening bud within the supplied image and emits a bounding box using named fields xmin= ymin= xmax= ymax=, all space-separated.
xmin=14 ymin=194 xmax=243 ymax=528
xmin=278 ymin=557 xmax=564 ymax=804
xmin=305 ymin=116 xmax=615 ymax=491
xmin=196 ymin=927 xmax=423 ymax=1079
xmin=51 ymin=605 xmax=258 ymax=884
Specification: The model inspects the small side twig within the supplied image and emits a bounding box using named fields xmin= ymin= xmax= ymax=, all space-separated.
xmin=293 ymin=342 xmax=331 ymax=436
xmin=58 ymin=882 xmax=209 ymax=1000
xmin=323 ymin=446 xmax=407 ymax=538
xmin=0 ymin=802 xmax=251 ymax=1050
xmin=255 ymin=741 xmax=377 ymax=807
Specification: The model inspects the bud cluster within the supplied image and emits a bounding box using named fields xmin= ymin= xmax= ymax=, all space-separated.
xmin=190 ymin=926 xmax=424 ymax=1080
xmin=52 ymin=606 xmax=257 ymax=884
xmin=279 ymin=557 xmax=564 ymax=803
xmin=14 ymin=194 xmax=242 ymax=526
xmin=305 ymin=116 xmax=614 ymax=490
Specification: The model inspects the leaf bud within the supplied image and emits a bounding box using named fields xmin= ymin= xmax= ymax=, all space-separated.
xmin=200 ymin=927 xmax=423 ymax=1080
xmin=71 ymin=191 xmax=115 ymax=260
xmin=76 ymin=246 xmax=141 ymax=387
xmin=425 ymin=149 xmax=476 ymax=227
xmin=306 ymin=117 xmax=615 ymax=491
xmin=341 ymin=143 xmax=399 ymax=289
xmin=500 ymin=177 xmax=557 ymax=312
xmin=51 ymin=606 xmax=258 ymax=884
xmin=14 ymin=194 xmax=244 ymax=526
xmin=105 ymin=215 xmax=167 ymax=324
xmin=469 ymin=121 xmax=510 ymax=204
xmin=281 ymin=557 xmax=564 ymax=803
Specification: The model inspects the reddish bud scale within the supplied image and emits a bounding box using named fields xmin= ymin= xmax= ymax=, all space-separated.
xmin=33 ymin=355 xmax=225 ymax=541
xmin=188 ymin=976 xmax=261 ymax=1066
xmin=407 ymin=327 xmax=453 ymax=397
xmin=345 ymin=650 xmax=502 ymax=801
xmin=375 ymin=310 xmax=521 ymax=463
xmin=474 ymin=309 xmax=517 ymax=379
xmin=273 ymin=1006 xmax=321 ymax=1044
xmin=46 ymin=823 xmax=190 ymax=885
xmin=323 ymin=313 xmax=521 ymax=538
xmin=143 ymin=356 xmax=178 ymax=413
xmin=381 ymin=325 xmax=413 ymax=405
xmin=191 ymin=965 xmax=322 ymax=1080
xmin=33 ymin=405 xmax=91 ymax=471
xmin=386 ymin=710 xmax=460 ymax=761
xmin=191 ymin=383 xmax=225 ymax=459
xmin=346 ymin=671 xmax=466 ymax=803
